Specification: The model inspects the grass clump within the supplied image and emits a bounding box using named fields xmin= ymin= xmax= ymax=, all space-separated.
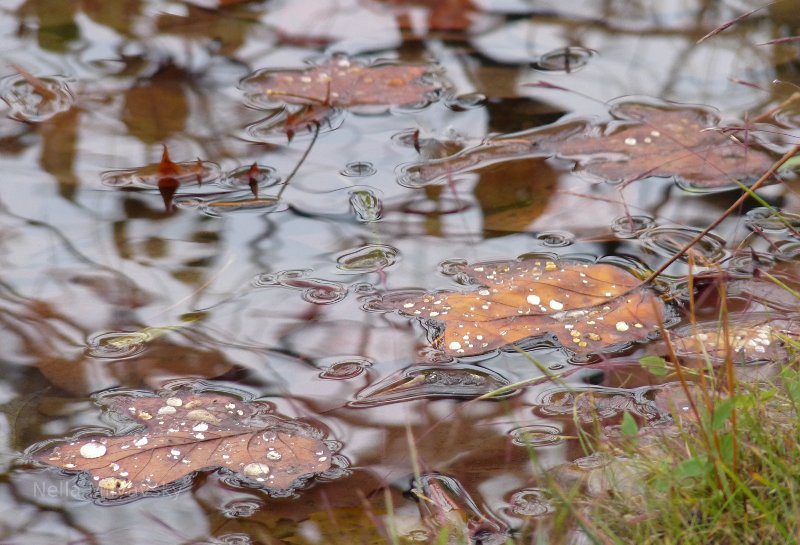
xmin=563 ymin=351 xmax=800 ymax=545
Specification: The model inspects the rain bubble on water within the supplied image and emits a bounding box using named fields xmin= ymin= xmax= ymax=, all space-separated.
xmin=0 ymin=70 xmax=74 ymax=122
xmin=533 ymin=47 xmax=595 ymax=73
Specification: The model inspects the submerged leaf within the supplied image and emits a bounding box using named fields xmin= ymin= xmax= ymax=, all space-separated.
xmin=387 ymin=258 xmax=667 ymax=357
xmin=240 ymin=56 xmax=440 ymax=108
xmin=553 ymin=102 xmax=777 ymax=189
xmin=398 ymin=100 xmax=779 ymax=190
xmin=32 ymin=391 xmax=333 ymax=498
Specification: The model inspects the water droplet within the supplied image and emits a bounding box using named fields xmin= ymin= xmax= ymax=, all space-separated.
xmin=639 ymin=227 xmax=726 ymax=264
xmin=509 ymin=425 xmax=563 ymax=447
xmin=319 ymin=358 xmax=373 ymax=380
xmin=0 ymin=72 xmax=74 ymax=122
xmin=336 ymin=244 xmax=399 ymax=272
xmin=536 ymin=230 xmax=574 ymax=247
xmin=349 ymin=189 xmax=383 ymax=222
xmin=508 ymin=488 xmax=554 ymax=517
xmin=79 ymin=442 xmax=107 ymax=459
xmin=85 ymin=331 xmax=149 ymax=359
xmin=340 ymin=161 xmax=377 ymax=177
xmin=243 ymin=463 xmax=270 ymax=479
xmin=611 ymin=215 xmax=655 ymax=238
xmin=533 ymin=47 xmax=595 ymax=73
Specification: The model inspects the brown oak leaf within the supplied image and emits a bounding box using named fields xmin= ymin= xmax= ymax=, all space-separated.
xmin=33 ymin=391 xmax=333 ymax=498
xmin=388 ymin=258 xmax=666 ymax=357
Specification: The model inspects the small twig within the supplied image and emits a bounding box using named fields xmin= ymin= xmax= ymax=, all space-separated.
xmin=276 ymin=122 xmax=320 ymax=200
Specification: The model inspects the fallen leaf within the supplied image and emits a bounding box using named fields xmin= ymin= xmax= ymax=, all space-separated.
xmin=387 ymin=258 xmax=667 ymax=357
xmin=553 ymin=102 xmax=777 ymax=189
xmin=33 ymin=391 xmax=333 ymax=498
xmin=398 ymin=101 xmax=779 ymax=190
xmin=240 ymin=56 xmax=440 ymax=108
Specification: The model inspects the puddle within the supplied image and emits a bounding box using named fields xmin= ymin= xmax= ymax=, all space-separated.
xmin=1 ymin=0 xmax=799 ymax=543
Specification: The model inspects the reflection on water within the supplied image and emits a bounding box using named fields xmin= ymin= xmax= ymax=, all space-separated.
xmin=0 ymin=0 xmax=799 ymax=542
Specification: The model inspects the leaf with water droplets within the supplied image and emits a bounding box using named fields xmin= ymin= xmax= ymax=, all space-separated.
xmin=240 ymin=57 xmax=440 ymax=108
xmin=387 ymin=258 xmax=666 ymax=357
xmin=552 ymin=102 xmax=777 ymax=189
xmin=32 ymin=391 xmax=333 ymax=498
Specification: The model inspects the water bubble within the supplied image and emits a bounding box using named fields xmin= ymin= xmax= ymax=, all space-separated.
xmin=776 ymin=240 xmax=800 ymax=260
xmin=438 ymin=258 xmax=468 ymax=276
xmin=223 ymin=499 xmax=264 ymax=518
xmin=217 ymin=533 xmax=253 ymax=545
xmin=336 ymin=244 xmax=399 ymax=272
xmin=534 ymin=387 xmax=650 ymax=423
xmin=509 ymin=424 xmax=563 ymax=447
xmin=0 ymin=72 xmax=74 ymax=122
xmin=639 ymin=227 xmax=726 ymax=264
xmin=573 ymin=452 xmax=609 ymax=470
xmin=340 ymin=161 xmax=376 ymax=177
xmin=533 ymin=47 xmax=595 ymax=73
xmin=253 ymin=270 xmax=347 ymax=304
xmin=361 ymin=289 xmax=427 ymax=313
xmin=535 ymin=230 xmax=574 ymax=247
xmin=445 ymin=92 xmax=487 ymax=111
xmin=349 ymin=189 xmax=383 ymax=222
xmin=611 ymin=215 xmax=655 ymax=238
xmin=508 ymin=489 xmax=555 ymax=517
xmin=86 ymin=331 xmax=149 ymax=359
xmin=351 ymin=364 xmax=513 ymax=406
xmin=319 ymin=358 xmax=373 ymax=380
xmin=219 ymin=164 xmax=280 ymax=192
xmin=745 ymin=207 xmax=800 ymax=233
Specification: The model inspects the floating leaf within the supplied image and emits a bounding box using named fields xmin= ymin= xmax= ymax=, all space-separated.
xmin=240 ymin=56 xmax=441 ymax=108
xmin=398 ymin=100 xmax=779 ymax=191
xmin=553 ymin=101 xmax=777 ymax=189
xmin=32 ymin=391 xmax=333 ymax=498
xmin=387 ymin=258 xmax=667 ymax=357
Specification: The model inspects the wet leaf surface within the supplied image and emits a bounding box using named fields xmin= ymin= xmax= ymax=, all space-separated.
xmin=552 ymin=102 xmax=778 ymax=189
xmin=240 ymin=57 xmax=441 ymax=108
xmin=33 ymin=391 xmax=333 ymax=497
xmin=387 ymin=258 xmax=667 ymax=357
